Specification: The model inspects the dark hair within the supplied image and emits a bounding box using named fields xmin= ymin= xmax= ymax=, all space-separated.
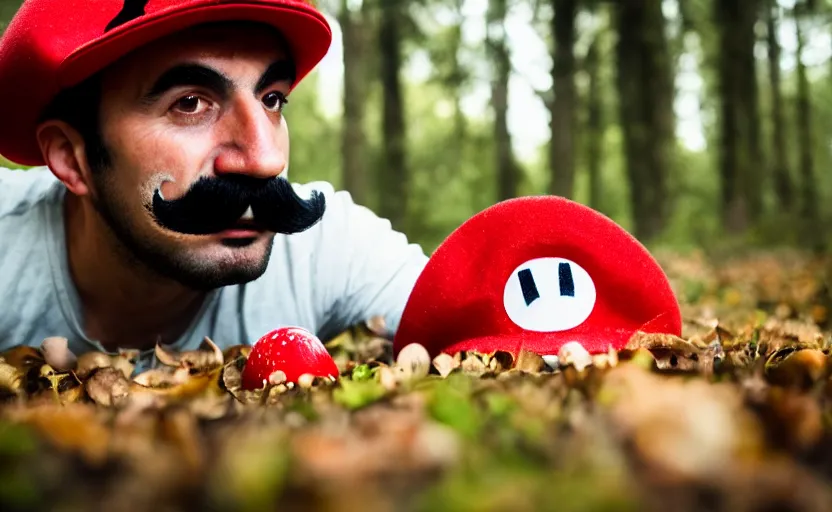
xmin=39 ymin=72 xmax=112 ymax=173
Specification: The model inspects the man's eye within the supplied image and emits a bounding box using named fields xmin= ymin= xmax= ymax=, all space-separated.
xmin=262 ymin=91 xmax=288 ymax=112
xmin=173 ymin=95 xmax=204 ymax=114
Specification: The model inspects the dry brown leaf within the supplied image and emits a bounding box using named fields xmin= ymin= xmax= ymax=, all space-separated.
xmin=223 ymin=343 xmax=249 ymax=362
xmin=110 ymin=352 xmax=136 ymax=379
xmin=356 ymin=336 xmax=391 ymax=362
xmin=4 ymin=403 xmax=112 ymax=465
xmin=86 ymin=367 xmax=131 ymax=407
xmin=159 ymin=407 xmax=204 ymax=477
xmin=29 ymin=371 xmax=83 ymax=406
xmin=291 ymin=405 xmax=459 ymax=481
xmin=0 ymin=360 xmax=25 ymax=398
xmin=432 ymin=352 xmax=460 ymax=377
xmin=155 ymin=336 xmax=223 ymax=371
xmin=514 ymin=349 xmax=545 ymax=373
xmin=591 ymin=345 xmax=620 ymax=370
xmin=756 ymin=319 xmax=826 ymax=357
xmin=764 ymin=348 xmax=828 ymax=388
xmin=459 ymin=352 xmax=489 ymax=376
xmin=483 ymin=351 xmax=514 ymax=372
xmin=1 ymin=345 xmax=45 ymax=372
xmin=129 ymin=366 xmax=223 ymax=404
xmin=625 ymin=332 xmax=707 ymax=373
xmin=757 ymin=387 xmax=825 ymax=452
xmin=133 ymin=366 xmax=188 ymax=388
xmin=74 ymin=351 xmax=116 ymax=380
xmin=601 ymin=363 xmax=765 ymax=483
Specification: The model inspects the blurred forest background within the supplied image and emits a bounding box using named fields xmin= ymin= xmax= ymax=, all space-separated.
xmin=1 ymin=0 xmax=831 ymax=255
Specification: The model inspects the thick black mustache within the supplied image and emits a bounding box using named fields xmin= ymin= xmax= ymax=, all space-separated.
xmin=148 ymin=175 xmax=326 ymax=235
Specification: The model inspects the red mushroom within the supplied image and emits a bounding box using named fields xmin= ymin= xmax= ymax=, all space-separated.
xmin=241 ymin=327 xmax=339 ymax=390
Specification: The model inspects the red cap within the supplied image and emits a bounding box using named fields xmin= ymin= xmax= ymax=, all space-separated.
xmin=0 ymin=0 xmax=332 ymax=166
xmin=392 ymin=196 xmax=682 ymax=359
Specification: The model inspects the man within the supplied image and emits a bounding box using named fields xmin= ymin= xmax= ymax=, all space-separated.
xmin=0 ymin=0 xmax=428 ymax=370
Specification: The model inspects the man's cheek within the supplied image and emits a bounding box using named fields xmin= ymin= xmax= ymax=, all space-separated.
xmin=139 ymin=172 xmax=176 ymax=207
xmin=279 ymin=117 xmax=290 ymax=176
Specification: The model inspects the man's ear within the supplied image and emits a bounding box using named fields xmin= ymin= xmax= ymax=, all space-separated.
xmin=35 ymin=120 xmax=93 ymax=196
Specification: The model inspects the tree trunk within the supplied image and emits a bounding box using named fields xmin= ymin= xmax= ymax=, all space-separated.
xmin=614 ymin=0 xmax=675 ymax=241
xmin=794 ymin=6 xmax=821 ymax=249
xmin=714 ymin=0 xmax=762 ymax=233
xmin=746 ymin=14 xmax=764 ymax=223
xmin=765 ymin=0 xmax=793 ymax=213
xmin=338 ymin=0 xmax=369 ymax=206
xmin=487 ymin=0 xmax=518 ymax=201
xmin=678 ymin=0 xmax=695 ymax=33
xmin=450 ymin=0 xmax=467 ymax=144
xmin=377 ymin=0 xmax=408 ymax=231
xmin=585 ymin=32 xmax=603 ymax=211
xmin=548 ymin=0 xmax=578 ymax=199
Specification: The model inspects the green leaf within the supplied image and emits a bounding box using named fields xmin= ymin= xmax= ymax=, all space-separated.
xmin=350 ymin=363 xmax=374 ymax=382
xmin=427 ymin=375 xmax=483 ymax=439
xmin=332 ymin=378 xmax=387 ymax=410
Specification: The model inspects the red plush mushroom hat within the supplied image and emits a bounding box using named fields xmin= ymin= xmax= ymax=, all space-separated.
xmin=393 ymin=196 xmax=682 ymax=360
xmin=0 ymin=0 xmax=331 ymax=166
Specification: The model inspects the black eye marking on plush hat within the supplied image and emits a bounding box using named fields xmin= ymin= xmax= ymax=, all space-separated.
xmin=559 ymin=262 xmax=575 ymax=297
xmin=517 ymin=269 xmax=540 ymax=306
xmin=105 ymin=0 xmax=149 ymax=32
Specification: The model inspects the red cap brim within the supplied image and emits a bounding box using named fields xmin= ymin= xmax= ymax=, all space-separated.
xmin=60 ymin=3 xmax=330 ymax=89
xmin=425 ymin=311 xmax=681 ymax=359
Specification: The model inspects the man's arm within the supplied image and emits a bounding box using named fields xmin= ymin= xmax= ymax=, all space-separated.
xmin=310 ymin=183 xmax=429 ymax=341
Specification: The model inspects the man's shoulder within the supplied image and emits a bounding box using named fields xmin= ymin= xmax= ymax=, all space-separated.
xmin=0 ymin=166 xmax=61 ymax=218
xmin=274 ymin=179 xmax=374 ymax=246
xmin=0 ymin=166 xmax=59 ymax=247
xmin=0 ymin=166 xmax=65 ymax=350
xmin=292 ymin=179 xmax=350 ymax=213
xmin=257 ymin=179 xmax=364 ymax=272
xmin=289 ymin=179 xmax=394 ymax=236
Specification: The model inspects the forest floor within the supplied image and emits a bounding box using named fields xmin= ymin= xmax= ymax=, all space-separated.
xmin=2 ymin=248 xmax=832 ymax=511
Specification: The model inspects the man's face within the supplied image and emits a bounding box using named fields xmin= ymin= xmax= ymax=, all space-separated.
xmin=83 ymin=23 xmax=322 ymax=290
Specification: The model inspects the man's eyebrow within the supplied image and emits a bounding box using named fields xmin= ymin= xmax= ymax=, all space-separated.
xmin=254 ymin=60 xmax=296 ymax=94
xmin=141 ymin=64 xmax=233 ymax=104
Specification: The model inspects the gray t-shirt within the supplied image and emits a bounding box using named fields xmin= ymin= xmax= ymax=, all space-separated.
xmin=0 ymin=167 xmax=428 ymax=369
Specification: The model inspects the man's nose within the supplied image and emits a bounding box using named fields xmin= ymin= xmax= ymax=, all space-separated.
xmin=213 ymin=97 xmax=287 ymax=179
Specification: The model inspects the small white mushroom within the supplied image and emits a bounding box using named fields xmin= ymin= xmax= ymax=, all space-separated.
xmin=41 ymin=336 xmax=77 ymax=372
xmin=297 ymin=373 xmax=316 ymax=389
xmin=395 ymin=343 xmax=431 ymax=382
xmin=557 ymin=341 xmax=593 ymax=372
xmin=268 ymin=370 xmax=287 ymax=385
